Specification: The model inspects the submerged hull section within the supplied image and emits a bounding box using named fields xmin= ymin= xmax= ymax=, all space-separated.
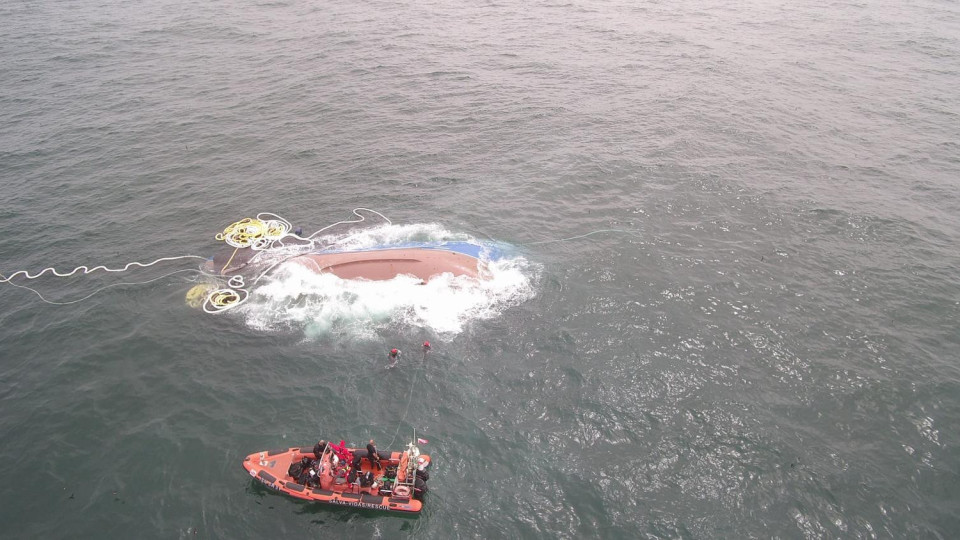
xmin=291 ymin=247 xmax=484 ymax=281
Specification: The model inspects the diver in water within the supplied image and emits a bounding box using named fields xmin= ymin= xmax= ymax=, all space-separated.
xmin=387 ymin=348 xmax=401 ymax=368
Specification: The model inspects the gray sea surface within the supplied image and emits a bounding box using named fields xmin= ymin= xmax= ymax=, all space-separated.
xmin=1 ymin=0 xmax=959 ymax=538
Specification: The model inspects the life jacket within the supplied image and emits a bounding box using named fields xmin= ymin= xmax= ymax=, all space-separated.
xmin=329 ymin=440 xmax=353 ymax=465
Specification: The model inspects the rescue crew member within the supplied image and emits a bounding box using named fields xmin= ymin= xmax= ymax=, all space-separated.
xmin=367 ymin=439 xmax=382 ymax=470
xmin=387 ymin=348 xmax=401 ymax=368
xmin=314 ymin=439 xmax=328 ymax=459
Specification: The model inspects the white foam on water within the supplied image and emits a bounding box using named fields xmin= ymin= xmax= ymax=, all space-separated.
xmin=236 ymin=225 xmax=537 ymax=339
xmin=320 ymin=222 xmax=472 ymax=250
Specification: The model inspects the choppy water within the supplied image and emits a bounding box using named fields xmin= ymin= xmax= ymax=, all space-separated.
xmin=2 ymin=0 xmax=959 ymax=538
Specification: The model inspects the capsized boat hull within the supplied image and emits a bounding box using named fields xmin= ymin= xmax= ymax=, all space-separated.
xmin=291 ymin=247 xmax=484 ymax=280
xmin=209 ymin=241 xmax=498 ymax=281
xmin=242 ymin=445 xmax=431 ymax=513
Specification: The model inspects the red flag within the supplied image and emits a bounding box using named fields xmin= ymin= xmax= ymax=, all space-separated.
xmin=417 ymin=438 xmax=429 ymax=445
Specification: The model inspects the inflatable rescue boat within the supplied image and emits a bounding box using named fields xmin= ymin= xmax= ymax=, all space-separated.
xmin=243 ymin=440 xmax=431 ymax=513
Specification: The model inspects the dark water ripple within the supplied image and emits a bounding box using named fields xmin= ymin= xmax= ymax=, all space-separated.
xmin=2 ymin=0 xmax=960 ymax=538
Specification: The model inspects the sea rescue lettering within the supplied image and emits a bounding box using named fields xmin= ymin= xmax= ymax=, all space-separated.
xmin=331 ymin=499 xmax=388 ymax=510
xmin=256 ymin=477 xmax=281 ymax=491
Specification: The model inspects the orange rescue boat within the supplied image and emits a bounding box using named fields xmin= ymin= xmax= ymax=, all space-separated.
xmin=242 ymin=440 xmax=431 ymax=513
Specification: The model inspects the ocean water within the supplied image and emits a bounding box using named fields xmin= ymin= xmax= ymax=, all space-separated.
xmin=1 ymin=0 xmax=959 ymax=538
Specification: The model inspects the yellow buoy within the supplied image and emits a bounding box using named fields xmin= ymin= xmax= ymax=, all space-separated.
xmin=185 ymin=284 xmax=215 ymax=309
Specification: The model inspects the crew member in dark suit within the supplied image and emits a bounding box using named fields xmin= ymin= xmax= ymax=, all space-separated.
xmin=314 ymin=439 xmax=328 ymax=459
xmin=367 ymin=439 xmax=382 ymax=470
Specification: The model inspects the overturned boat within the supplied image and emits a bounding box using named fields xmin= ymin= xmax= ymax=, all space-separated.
xmin=192 ymin=214 xmax=508 ymax=313
xmin=203 ymin=214 xmax=501 ymax=282
xmin=243 ymin=440 xmax=431 ymax=513
xmin=208 ymin=241 xmax=494 ymax=282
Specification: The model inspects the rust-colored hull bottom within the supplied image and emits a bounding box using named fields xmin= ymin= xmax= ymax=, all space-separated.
xmin=291 ymin=248 xmax=483 ymax=281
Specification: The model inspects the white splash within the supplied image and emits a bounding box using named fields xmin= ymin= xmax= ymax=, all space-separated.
xmin=235 ymin=225 xmax=538 ymax=339
xmin=320 ymin=222 xmax=471 ymax=250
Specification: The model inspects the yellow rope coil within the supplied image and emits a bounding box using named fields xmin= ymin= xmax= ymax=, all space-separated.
xmin=210 ymin=290 xmax=240 ymax=306
xmin=215 ymin=218 xmax=289 ymax=249
xmin=201 ymin=287 xmax=249 ymax=313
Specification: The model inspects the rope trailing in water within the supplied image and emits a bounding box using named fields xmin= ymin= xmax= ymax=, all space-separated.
xmin=0 ymin=255 xmax=209 ymax=305
xmin=1 ymin=268 xmax=203 ymax=306
xmin=306 ymin=208 xmax=392 ymax=239
xmin=385 ymin=346 xmax=430 ymax=449
xmin=522 ymin=229 xmax=643 ymax=246
xmin=0 ymin=255 xmax=208 ymax=282
xmin=0 ymin=208 xmax=394 ymax=310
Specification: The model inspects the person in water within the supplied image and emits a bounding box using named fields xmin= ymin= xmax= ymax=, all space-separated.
xmin=387 ymin=348 xmax=401 ymax=368
xmin=367 ymin=439 xmax=382 ymax=470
